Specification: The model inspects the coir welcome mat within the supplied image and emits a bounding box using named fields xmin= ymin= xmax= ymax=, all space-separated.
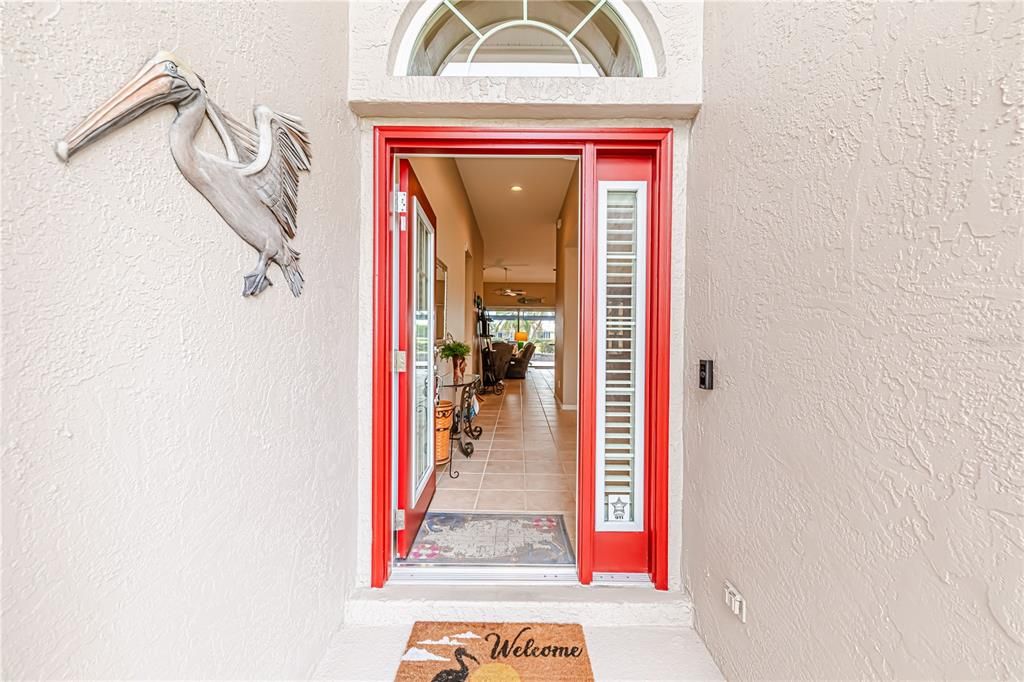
xmin=395 ymin=621 xmax=593 ymax=681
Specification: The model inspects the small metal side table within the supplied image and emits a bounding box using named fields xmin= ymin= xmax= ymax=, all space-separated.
xmin=440 ymin=373 xmax=482 ymax=479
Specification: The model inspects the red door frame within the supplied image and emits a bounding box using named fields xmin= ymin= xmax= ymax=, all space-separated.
xmin=372 ymin=126 xmax=673 ymax=589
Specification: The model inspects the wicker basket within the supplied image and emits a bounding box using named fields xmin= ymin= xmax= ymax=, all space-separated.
xmin=434 ymin=400 xmax=455 ymax=465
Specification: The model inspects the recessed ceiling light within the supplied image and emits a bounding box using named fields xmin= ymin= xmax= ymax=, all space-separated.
xmin=510 ymin=185 xmax=523 ymax=192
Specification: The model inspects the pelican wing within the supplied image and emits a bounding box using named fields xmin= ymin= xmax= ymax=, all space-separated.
xmin=206 ymin=100 xmax=259 ymax=164
xmin=241 ymin=105 xmax=312 ymax=240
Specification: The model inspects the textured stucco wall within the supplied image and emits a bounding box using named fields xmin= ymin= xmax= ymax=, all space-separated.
xmin=2 ymin=2 xmax=360 ymax=678
xmin=685 ymin=1 xmax=1024 ymax=679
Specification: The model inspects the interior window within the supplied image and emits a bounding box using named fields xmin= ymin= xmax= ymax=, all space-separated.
xmin=490 ymin=308 xmax=556 ymax=368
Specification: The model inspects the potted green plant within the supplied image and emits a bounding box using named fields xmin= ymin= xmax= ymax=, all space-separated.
xmin=439 ymin=339 xmax=472 ymax=383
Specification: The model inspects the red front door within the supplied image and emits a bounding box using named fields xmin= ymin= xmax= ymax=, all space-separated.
xmin=395 ymin=160 xmax=438 ymax=559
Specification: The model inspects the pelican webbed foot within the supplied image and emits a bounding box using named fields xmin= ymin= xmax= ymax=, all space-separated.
xmin=242 ymin=261 xmax=273 ymax=297
xmin=242 ymin=271 xmax=273 ymax=296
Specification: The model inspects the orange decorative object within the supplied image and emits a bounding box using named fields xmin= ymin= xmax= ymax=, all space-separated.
xmin=514 ymin=330 xmax=528 ymax=342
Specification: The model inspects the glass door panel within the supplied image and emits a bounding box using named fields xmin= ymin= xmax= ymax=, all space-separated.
xmin=411 ymin=199 xmax=435 ymax=501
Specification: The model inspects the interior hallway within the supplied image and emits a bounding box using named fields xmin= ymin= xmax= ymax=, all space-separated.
xmin=431 ymin=369 xmax=578 ymax=550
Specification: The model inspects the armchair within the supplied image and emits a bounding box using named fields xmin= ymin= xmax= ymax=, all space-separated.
xmin=490 ymin=341 xmax=515 ymax=381
xmin=505 ymin=342 xmax=536 ymax=379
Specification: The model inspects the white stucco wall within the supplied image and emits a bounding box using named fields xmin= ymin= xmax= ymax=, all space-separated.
xmin=17 ymin=0 xmax=1017 ymax=677
xmin=2 ymin=2 xmax=360 ymax=678
xmin=684 ymin=1 xmax=1024 ymax=679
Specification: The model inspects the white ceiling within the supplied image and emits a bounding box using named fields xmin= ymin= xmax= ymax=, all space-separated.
xmin=455 ymin=157 xmax=577 ymax=283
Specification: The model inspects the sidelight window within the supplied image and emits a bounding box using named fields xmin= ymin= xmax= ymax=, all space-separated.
xmin=595 ymin=181 xmax=647 ymax=531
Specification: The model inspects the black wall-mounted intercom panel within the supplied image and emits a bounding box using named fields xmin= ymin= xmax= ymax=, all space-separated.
xmin=699 ymin=360 xmax=713 ymax=390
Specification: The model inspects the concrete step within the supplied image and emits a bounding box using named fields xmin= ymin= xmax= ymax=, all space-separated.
xmin=343 ymin=584 xmax=694 ymax=627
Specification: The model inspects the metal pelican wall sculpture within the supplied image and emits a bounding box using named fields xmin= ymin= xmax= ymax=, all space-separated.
xmin=55 ymin=51 xmax=311 ymax=297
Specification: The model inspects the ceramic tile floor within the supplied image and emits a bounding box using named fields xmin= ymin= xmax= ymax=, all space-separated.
xmin=431 ymin=368 xmax=577 ymax=550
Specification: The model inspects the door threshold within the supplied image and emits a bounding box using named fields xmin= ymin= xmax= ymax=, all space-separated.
xmin=389 ymin=564 xmax=579 ymax=584
xmin=592 ymin=572 xmax=653 ymax=586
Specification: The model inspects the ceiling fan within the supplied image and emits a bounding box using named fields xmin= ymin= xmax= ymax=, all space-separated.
xmin=494 ymin=287 xmax=527 ymax=297
xmin=492 ymin=266 xmax=526 ymax=297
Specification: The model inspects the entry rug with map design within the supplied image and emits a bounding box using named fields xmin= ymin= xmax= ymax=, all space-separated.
xmin=401 ymin=512 xmax=575 ymax=565
xmin=396 ymin=621 xmax=593 ymax=681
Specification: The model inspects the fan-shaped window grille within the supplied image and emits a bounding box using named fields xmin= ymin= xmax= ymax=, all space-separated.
xmin=395 ymin=0 xmax=657 ymax=77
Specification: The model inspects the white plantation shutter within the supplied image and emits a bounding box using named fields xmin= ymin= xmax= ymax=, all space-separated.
xmin=596 ymin=182 xmax=647 ymax=532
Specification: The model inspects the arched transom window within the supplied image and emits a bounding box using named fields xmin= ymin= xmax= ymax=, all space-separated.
xmin=395 ymin=0 xmax=657 ymax=77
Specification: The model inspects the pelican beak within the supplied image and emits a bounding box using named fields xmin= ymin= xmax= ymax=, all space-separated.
xmin=55 ymin=57 xmax=181 ymax=162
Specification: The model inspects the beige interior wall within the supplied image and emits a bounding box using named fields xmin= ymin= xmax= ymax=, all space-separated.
xmin=409 ymin=158 xmax=486 ymax=379
xmin=685 ymin=2 xmax=1024 ymax=680
xmin=483 ymin=282 xmax=556 ymax=309
xmin=555 ymin=166 xmax=580 ymax=407
xmin=2 ymin=3 xmax=360 ymax=678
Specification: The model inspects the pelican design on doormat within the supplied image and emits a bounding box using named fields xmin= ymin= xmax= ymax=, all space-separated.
xmin=55 ymin=51 xmax=311 ymax=297
xmin=431 ymin=647 xmax=478 ymax=682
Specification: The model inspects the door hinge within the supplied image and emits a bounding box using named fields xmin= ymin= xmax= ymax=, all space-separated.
xmin=392 ymin=191 xmax=407 ymax=213
xmin=394 ymin=509 xmax=406 ymax=531
xmin=394 ymin=350 xmax=407 ymax=372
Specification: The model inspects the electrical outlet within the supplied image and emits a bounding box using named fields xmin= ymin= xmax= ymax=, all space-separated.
xmin=724 ymin=580 xmax=746 ymax=623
